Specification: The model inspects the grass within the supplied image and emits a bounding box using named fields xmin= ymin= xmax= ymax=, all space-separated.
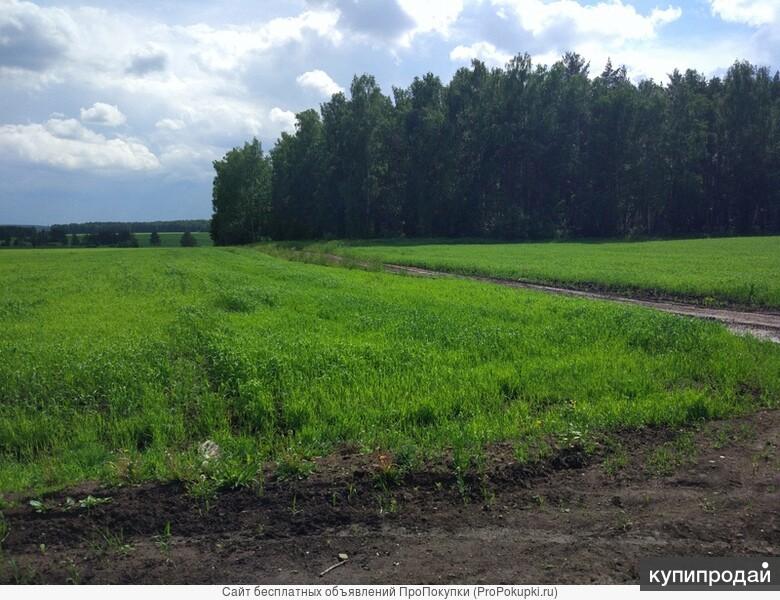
xmin=0 ymin=246 xmax=779 ymax=493
xmin=284 ymin=236 xmax=780 ymax=308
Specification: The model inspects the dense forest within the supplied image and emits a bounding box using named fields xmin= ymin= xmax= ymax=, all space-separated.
xmin=211 ymin=54 xmax=780 ymax=245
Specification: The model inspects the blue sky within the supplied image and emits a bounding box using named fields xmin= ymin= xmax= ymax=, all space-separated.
xmin=1 ymin=0 xmax=779 ymax=225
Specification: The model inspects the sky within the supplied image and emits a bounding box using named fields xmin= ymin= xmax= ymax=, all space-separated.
xmin=1 ymin=0 xmax=779 ymax=225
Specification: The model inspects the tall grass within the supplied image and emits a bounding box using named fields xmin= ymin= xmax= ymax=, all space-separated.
xmin=0 ymin=246 xmax=778 ymax=493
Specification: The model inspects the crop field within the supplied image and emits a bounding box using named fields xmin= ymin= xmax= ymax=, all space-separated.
xmin=295 ymin=236 xmax=780 ymax=309
xmin=1 ymin=246 xmax=779 ymax=496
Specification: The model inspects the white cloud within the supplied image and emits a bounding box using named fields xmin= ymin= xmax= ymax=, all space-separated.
xmin=80 ymin=102 xmax=126 ymax=127
xmin=269 ymin=107 xmax=296 ymax=133
xmin=491 ymin=0 xmax=682 ymax=45
xmin=450 ymin=41 xmax=511 ymax=67
xmin=0 ymin=118 xmax=159 ymax=171
xmin=296 ymin=69 xmax=343 ymax=97
xmin=709 ymin=1 xmax=778 ymax=26
xmin=397 ymin=0 xmax=465 ymax=45
xmin=183 ymin=10 xmax=342 ymax=73
xmin=0 ymin=0 xmax=76 ymax=71
xmin=155 ymin=118 xmax=186 ymax=131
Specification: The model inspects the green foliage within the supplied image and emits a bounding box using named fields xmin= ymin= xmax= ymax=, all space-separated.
xmin=0 ymin=247 xmax=778 ymax=494
xmin=149 ymin=231 xmax=161 ymax=247
xmin=213 ymin=56 xmax=780 ymax=243
xmin=180 ymin=231 xmax=198 ymax=247
xmin=211 ymin=139 xmax=272 ymax=245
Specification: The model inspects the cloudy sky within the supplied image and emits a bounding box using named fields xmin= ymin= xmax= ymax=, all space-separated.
xmin=1 ymin=0 xmax=779 ymax=225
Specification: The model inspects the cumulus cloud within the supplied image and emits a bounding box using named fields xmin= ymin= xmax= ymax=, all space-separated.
xmin=450 ymin=41 xmax=511 ymax=67
xmin=490 ymin=0 xmax=682 ymax=46
xmin=268 ymin=107 xmax=296 ymax=133
xmin=0 ymin=118 xmax=159 ymax=171
xmin=296 ymin=69 xmax=343 ymax=97
xmin=80 ymin=102 xmax=127 ymax=127
xmin=709 ymin=1 xmax=778 ymax=26
xmin=0 ymin=0 xmax=74 ymax=71
xmin=127 ymin=47 xmax=168 ymax=75
xmin=185 ymin=10 xmax=342 ymax=72
xmin=308 ymin=0 xmax=413 ymax=40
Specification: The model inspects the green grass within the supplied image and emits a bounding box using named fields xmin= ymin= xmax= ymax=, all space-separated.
xmin=0 ymin=246 xmax=778 ymax=493
xmin=289 ymin=237 xmax=780 ymax=308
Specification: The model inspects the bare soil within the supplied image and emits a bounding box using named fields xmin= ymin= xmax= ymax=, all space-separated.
xmin=2 ymin=410 xmax=778 ymax=584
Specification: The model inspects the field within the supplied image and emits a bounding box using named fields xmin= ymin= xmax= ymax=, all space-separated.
xmin=1 ymin=246 xmax=779 ymax=494
xmin=294 ymin=236 xmax=780 ymax=309
xmin=1 ymin=245 xmax=779 ymax=582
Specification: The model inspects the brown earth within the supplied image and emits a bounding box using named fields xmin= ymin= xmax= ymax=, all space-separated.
xmin=1 ymin=410 xmax=778 ymax=584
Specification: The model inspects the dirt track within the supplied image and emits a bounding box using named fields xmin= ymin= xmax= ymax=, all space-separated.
xmin=2 ymin=411 xmax=778 ymax=584
xmin=379 ymin=262 xmax=780 ymax=343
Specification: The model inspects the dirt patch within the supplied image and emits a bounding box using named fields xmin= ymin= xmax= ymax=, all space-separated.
xmin=1 ymin=411 xmax=778 ymax=584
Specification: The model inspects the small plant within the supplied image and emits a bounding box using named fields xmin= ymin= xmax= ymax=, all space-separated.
xmin=187 ymin=475 xmax=220 ymax=511
xmin=276 ymin=453 xmax=315 ymax=481
xmin=65 ymin=559 xmax=81 ymax=585
xmin=289 ymin=494 xmax=302 ymax=515
xmin=603 ymin=443 xmax=629 ymax=476
xmin=373 ymin=452 xmax=402 ymax=490
xmin=78 ymin=495 xmax=112 ymax=510
xmin=90 ymin=527 xmax=133 ymax=557
xmin=376 ymin=492 xmax=398 ymax=516
xmin=646 ymin=432 xmax=697 ymax=477
xmin=28 ymin=499 xmax=48 ymax=513
xmin=346 ymin=482 xmax=358 ymax=501
xmin=153 ymin=522 xmax=172 ymax=554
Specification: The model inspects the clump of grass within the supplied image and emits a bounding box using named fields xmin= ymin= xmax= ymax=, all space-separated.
xmin=646 ymin=432 xmax=697 ymax=477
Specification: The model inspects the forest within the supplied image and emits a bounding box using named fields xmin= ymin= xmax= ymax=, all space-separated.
xmin=211 ymin=54 xmax=780 ymax=245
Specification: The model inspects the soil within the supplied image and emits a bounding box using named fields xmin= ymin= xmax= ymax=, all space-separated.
xmin=2 ymin=410 xmax=778 ymax=584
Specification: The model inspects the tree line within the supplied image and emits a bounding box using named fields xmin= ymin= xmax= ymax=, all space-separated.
xmin=53 ymin=219 xmax=210 ymax=234
xmin=1 ymin=226 xmax=199 ymax=248
xmin=211 ymin=54 xmax=780 ymax=245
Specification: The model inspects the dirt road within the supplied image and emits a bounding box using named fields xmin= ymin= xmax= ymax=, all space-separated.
xmin=2 ymin=411 xmax=778 ymax=584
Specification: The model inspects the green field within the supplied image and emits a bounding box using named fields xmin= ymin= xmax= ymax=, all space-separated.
xmin=1 ymin=246 xmax=778 ymax=494
xmin=293 ymin=237 xmax=780 ymax=308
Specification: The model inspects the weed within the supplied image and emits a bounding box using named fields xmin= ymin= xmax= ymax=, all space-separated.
xmin=153 ymin=522 xmax=172 ymax=554
xmin=376 ymin=492 xmax=398 ymax=516
xmin=89 ymin=527 xmax=133 ymax=557
xmin=646 ymin=432 xmax=697 ymax=477
xmin=276 ymin=453 xmax=315 ymax=482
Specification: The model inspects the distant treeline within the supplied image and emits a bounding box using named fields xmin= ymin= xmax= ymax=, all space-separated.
xmin=211 ymin=55 xmax=780 ymax=245
xmin=53 ymin=219 xmax=210 ymax=234
xmin=1 ymin=226 xmax=200 ymax=248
